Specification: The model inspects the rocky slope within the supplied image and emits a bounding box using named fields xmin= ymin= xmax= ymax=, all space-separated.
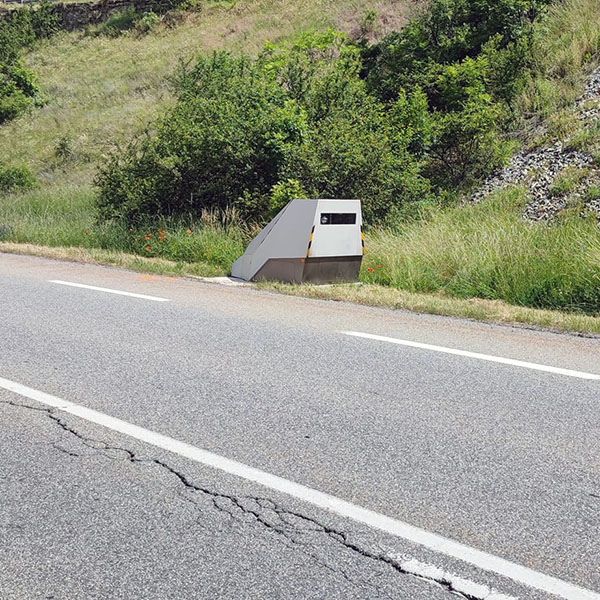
xmin=473 ymin=66 xmax=600 ymax=220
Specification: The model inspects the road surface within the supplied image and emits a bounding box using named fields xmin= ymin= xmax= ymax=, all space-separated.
xmin=1 ymin=253 xmax=599 ymax=600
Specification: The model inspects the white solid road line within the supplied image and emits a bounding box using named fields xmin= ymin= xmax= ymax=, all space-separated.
xmin=49 ymin=280 xmax=170 ymax=302
xmin=1 ymin=376 xmax=599 ymax=600
xmin=341 ymin=331 xmax=600 ymax=381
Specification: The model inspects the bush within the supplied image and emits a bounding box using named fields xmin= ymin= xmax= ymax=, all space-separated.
xmin=97 ymin=36 xmax=432 ymax=225
xmin=360 ymin=0 xmax=553 ymax=186
xmin=0 ymin=2 xmax=58 ymax=123
xmin=93 ymin=8 xmax=138 ymax=37
xmin=135 ymin=11 xmax=161 ymax=35
xmin=97 ymin=52 xmax=305 ymax=222
xmin=0 ymin=61 xmax=42 ymax=124
xmin=0 ymin=163 xmax=38 ymax=193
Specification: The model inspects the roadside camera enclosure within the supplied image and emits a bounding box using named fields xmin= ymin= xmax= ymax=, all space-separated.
xmin=231 ymin=199 xmax=364 ymax=284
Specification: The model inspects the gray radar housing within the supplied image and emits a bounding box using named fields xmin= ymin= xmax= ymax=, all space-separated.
xmin=231 ymin=199 xmax=364 ymax=284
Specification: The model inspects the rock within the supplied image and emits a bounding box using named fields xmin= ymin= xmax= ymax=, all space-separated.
xmin=471 ymin=66 xmax=600 ymax=221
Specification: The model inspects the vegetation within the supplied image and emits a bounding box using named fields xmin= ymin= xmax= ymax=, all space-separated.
xmin=0 ymin=162 xmax=37 ymax=193
xmin=363 ymin=188 xmax=600 ymax=314
xmin=96 ymin=33 xmax=432 ymax=225
xmin=0 ymin=2 xmax=58 ymax=123
xmin=1 ymin=0 xmax=600 ymax=325
xmin=98 ymin=0 xmax=561 ymax=225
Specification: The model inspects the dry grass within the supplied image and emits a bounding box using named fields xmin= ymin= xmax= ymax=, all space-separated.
xmin=0 ymin=0 xmax=413 ymax=186
xmin=521 ymin=0 xmax=600 ymax=118
xmin=0 ymin=241 xmax=224 ymax=275
xmin=259 ymin=281 xmax=600 ymax=336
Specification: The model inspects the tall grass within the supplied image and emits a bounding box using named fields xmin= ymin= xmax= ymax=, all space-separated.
xmin=362 ymin=188 xmax=600 ymax=314
xmin=521 ymin=0 xmax=600 ymax=118
xmin=0 ymin=185 xmax=250 ymax=271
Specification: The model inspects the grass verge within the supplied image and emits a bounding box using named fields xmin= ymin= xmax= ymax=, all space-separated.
xmin=360 ymin=188 xmax=600 ymax=315
xmin=0 ymin=242 xmax=226 ymax=276
xmin=258 ymin=282 xmax=600 ymax=336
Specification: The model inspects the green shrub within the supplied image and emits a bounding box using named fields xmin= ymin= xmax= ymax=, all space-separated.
xmin=135 ymin=11 xmax=161 ymax=35
xmin=55 ymin=135 xmax=74 ymax=162
xmin=97 ymin=37 xmax=432 ymax=225
xmin=0 ymin=163 xmax=38 ymax=193
xmin=0 ymin=2 xmax=58 ymax=124
xmin=97 ymin=52 xmax=306 ymax=222
xmin=0 ymin=61 xmax=42 ymax=124
xmin=93 ymin=8 xmax=139 ymax=37
xmin=360 ymin=0 xmax=553 ymax=186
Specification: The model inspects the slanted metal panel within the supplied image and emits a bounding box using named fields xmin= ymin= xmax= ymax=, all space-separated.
xmin=246 ymin=199 xmax=317 ymax=278
xmin=309 ymin=200 xmax=363 ymax=258
xmin=230 ymin=199 xmax=318 ymax=281
xmin=231 ymin=199 xmax=363 ymax=282
xmin=231 ymin=204 xmax=292 ymax=280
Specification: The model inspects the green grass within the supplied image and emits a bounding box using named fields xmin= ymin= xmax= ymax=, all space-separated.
xmin=521 ymin=0 xmax=600 ymax=119
xmin=548 ymin=166 xmax=589 ymax=196
xmin=360 ymin=188 xmax=600 ymax=315
xmin=0 ymin=184 xmax=249 ymax=270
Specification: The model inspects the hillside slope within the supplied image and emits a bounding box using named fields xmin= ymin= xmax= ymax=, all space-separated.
xmin=0 ymin=0 xmax=411 ymax=187
xmin=473 ymin=66 xmax=600 ymax=220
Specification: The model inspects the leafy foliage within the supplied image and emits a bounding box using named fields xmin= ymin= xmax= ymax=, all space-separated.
xmin=0 ymin=2 xmax=58 ymax=124
xmin=97 ymin=33 xmax=432 ymax=225
xmin=362 ymin=0 xmax=554 ymax=185
xmin=97 ymin=0 xmax=558 ymax=226
xmin=0 ymin=162 xmax=37 ymax=192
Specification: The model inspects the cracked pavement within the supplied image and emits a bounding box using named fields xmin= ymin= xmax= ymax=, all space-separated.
xmin=0 ymin=398 xmax=477 ymax=600
xmin=1 ymin=254 xmax=599 ymax=599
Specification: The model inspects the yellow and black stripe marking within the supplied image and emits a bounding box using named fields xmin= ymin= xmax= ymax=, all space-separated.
xmin=306 ymin=225 xmax=315 ymax=258
xmin=361 ymin=225 xmax=365 ymax=255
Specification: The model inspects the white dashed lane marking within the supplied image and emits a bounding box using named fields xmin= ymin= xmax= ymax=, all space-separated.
xmin=49 ymin=280 xmax=170 ymax=302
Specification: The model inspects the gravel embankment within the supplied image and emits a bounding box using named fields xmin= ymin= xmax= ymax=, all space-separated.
xmin=472 ymin=66 xmax=600 ymax=220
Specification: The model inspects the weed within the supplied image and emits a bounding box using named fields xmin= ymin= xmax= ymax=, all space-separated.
xmin=135 ymin=11 xmax=161 ymax=36
xmin=359 ymin=9 xmax=378 ymax=37
xmin=93 ymin=8 xmax=138 ymax=37
xmin=54 ymin=134 xmax=73 ymax=162
xmin=549 ymin=167 xmax=589 ymax=197
xmin=586 ymin=185 xmax=600 ymax=201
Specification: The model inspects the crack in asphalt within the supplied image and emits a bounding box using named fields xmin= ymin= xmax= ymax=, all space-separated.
xmin=2 ymin=398 xmax=502 ymax=600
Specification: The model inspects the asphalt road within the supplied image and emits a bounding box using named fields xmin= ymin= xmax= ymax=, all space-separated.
xmin=1 ymin=253 xmax=599 ymax=600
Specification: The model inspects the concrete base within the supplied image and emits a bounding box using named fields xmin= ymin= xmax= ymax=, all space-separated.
xmin=252 ymin=256 xmax=362 ymax=284
xmin=199 ymin=276 xmax=250 ymax=287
